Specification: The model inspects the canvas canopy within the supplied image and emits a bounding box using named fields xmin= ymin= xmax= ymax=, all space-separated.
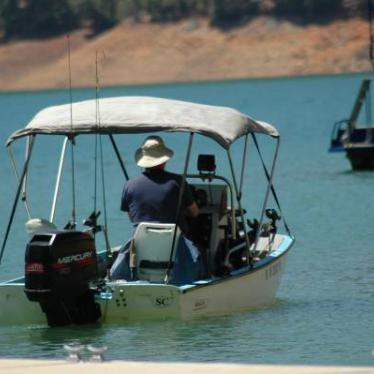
xmin=6 ymin=96 xmax=279 ymax=148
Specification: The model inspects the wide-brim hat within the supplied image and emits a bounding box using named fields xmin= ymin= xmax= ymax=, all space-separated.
xmin=135 ymin=136 xmax=174 ymax=168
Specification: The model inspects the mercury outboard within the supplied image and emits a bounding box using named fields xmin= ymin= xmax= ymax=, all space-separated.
xmin=24 ymin=230 xmax=101 ymax=326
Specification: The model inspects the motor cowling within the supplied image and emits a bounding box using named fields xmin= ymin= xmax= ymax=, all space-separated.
xmin=25 ymin=230 xmax=101 ymax=326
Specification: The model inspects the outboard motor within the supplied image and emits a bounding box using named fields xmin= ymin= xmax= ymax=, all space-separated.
xmin=25 ymin=230 xmax=101 ymax=326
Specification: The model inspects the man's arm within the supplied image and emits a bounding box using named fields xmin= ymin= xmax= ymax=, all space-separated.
xmin=181 ymin=178 xmax=199 ymax=218
xmin=186 ymin=201 xmax=199 ymax=218
xmin=121 ymin=184 xmax=129 ymax=212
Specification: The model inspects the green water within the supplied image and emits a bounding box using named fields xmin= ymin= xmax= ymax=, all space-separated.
xmin=0 ymin=73 xmax=373 ymax=365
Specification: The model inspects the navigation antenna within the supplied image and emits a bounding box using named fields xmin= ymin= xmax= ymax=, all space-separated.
xmin=66 ymin=34 xmax=77 ymax=229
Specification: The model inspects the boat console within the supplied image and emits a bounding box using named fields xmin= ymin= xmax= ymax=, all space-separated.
xmin=188 ymin=154 xmax=283 ymax=276
xmin=187 ymin=154 xmax=245 ymax=276
xmin=188 ymin=182 xmax=228 ymax=274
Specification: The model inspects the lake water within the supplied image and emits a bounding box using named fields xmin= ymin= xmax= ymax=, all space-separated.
xmin=0 ymin=73 xmax=373 ymax=366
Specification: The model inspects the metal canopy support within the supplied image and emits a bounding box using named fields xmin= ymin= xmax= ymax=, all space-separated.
xmin=348 ymin=79 xmax=371 ymax=135
xmin=22 ymin=137 xmax=31 ymax=210
xmin=253 ymin=136 xmax=280 ymax=252
xmin=239 ymin=134 xmax=249 ymax=199
xmin=99 ymin=134 xmax=111 ymax=255
xmin=0 ymin=136 xmax=35 ymax=264
xmin=108 ymin=134 xmax=130 ymax=181
xmin=365 ymin=82 xmax=372 ymax=127
xmin=365 ymin=84 xmax=373 ymax=143
xmin=50 ymin=137 xmax=69 ymax=223
xmin=67 ymin=136 xmax=77 ymax=229
xmin=165 ymin=132 xmax=194 ymax=283
xmin=8 ymin=147 xmax=32 ymax=220
xmin=227 ymin=148 xmax=251 ymax=263
xmin=251 ymin=134 xmax=291 ymax=237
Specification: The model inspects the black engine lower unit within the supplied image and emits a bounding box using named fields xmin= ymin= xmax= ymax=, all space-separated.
xmin=39 ymin=287 xmax=101 ymax=327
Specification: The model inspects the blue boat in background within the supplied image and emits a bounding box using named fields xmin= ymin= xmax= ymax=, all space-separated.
xmin=329 ymin=79 xmax=374 ymax=170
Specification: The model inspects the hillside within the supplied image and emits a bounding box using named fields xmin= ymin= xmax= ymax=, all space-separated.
xmin=0 ymin=17 xmax=371 ymax=91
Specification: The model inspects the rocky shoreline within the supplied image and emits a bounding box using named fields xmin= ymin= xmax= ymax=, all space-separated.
xmin=0 ymin=17 xmax=371 ymax=92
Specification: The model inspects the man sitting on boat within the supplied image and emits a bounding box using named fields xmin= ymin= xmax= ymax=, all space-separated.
xmin=110 ymin=136 xmax=203 ymax=284
xmin=121 ymin=135 xmax=199 ymax=235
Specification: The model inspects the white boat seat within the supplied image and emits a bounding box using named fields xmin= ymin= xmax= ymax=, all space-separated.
xmin=25 ymin=218 xmax=57 ymax=238
xmin=134 ymin=222 xmax=180 ymax=283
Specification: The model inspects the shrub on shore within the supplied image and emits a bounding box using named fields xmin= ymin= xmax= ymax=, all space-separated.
xmin=0 ymin=0 xmax=366 ymax=41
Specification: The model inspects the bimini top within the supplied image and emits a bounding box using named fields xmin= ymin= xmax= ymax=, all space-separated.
xmin=6 ymin=96 xmax=279 ymax=148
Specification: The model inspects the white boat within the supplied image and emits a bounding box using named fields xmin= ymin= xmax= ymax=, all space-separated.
xmin=0 ymin=96 xmax=294 ymax=326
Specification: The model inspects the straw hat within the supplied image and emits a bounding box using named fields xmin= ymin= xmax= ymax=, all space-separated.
xmin=135 ymin=136 xmax=174 ymax=168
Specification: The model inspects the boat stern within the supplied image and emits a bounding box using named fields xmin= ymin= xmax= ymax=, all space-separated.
xmin=96 ymin=281 xmax=182 ymax=322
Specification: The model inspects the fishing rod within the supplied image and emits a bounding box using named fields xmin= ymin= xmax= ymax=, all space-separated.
xmin=94 ymin=51 xmax=112 ymax=263
xmin=66 ymin=34 xmax=77 ymax=229
xmin=94 ymin=51 xmax=99 ymax=222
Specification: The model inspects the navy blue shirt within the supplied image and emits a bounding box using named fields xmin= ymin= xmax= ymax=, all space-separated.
xmin=121 ymin=169 xmax=195 ymax=232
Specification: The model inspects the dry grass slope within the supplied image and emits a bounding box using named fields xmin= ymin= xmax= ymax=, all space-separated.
xmin=0 ymin=17 xmax=370 ymax=91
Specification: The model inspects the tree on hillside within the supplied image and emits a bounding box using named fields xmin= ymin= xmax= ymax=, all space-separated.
xmin=116 ymin=0 xmax=142 ymax=22
xmin=0 ymin=0 xmax=367 ymax=41
xmin=210 ymin=0 xmax=260 ymax=27
xmin=77 ymin=0 xmax=117 ymax=35
xmin=130 ymin=0 xmax=209 ymax=22
xmin=141 ymin=0 xmax=187 ymax=22
xmin=274 ymin=0 xmax=344 ymax=19
xmin=1 ymin=0 xmax=77 ymax=40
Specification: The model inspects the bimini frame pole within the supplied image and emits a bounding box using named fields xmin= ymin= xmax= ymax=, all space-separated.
xmin=8 ymin=147 xmax=32 ymax=220
xmin=22 ymin=137 xmax=32 ymax=215
xmin=239 ymin=134 xmax=249 ymax=198
xmin=108 ymin=134 xmax=130 ymax=181
xmin=165 ymin=132 xmax=194 ymax=283
xmin=227 ymin=149 xmax=251 ymax=263
xmin=0 ymin=136 xmax=35 ymax=264
xmin=50 ymin=137 xmax=69 ymax=223
xmin=253 ymin=135 xmax=280 ymax=252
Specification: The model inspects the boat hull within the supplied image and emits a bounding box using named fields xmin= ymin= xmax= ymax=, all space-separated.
xmin=346 ymin=146 xmax=374 ymax=170
xmin=180 ymin=254 xmax=287 ymax=319
xmin=0 ymin=236 xmax=293 ymax=325
xmin=95 ymin=235 xmax=293 ymax=323
xmin=0 ymin=282 xmax=46 ymax=325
